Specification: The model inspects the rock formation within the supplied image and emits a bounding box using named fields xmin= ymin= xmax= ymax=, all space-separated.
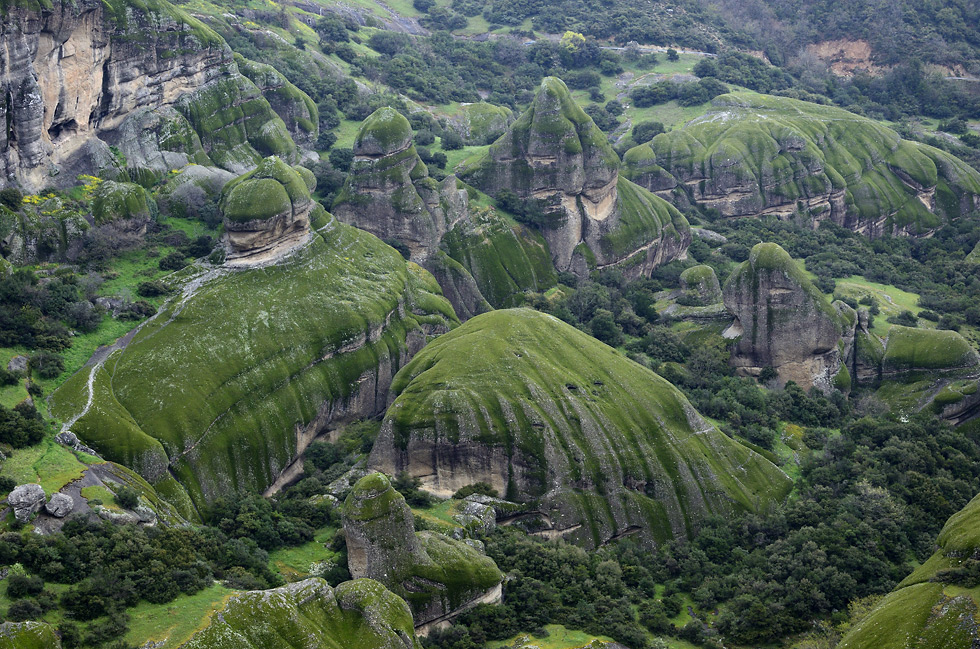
xmin=237 ymin=56 xmax=319 ymax=149
xmin=333 ymin=107 xmax=556 ymax=317
xmin=182 ymin=577 xmax=422 ymax=649
xmin=881 ymin=326 xmax=980 ymax=377
xmin=0 ymin=0 xmax=300 ymax=192
xmin=624 ymin=93 xmax=980 ymax=237
xmin=343 ymin=473 xmax=503 ymax=626
xmin=838 ymin=491 xmax=980 ymax=649
xmin=0 ymin=621 xmax=62 ymax=648
xmin=460 ymin=77 xmax=691 ymax=278
xmin=333 ymin=107 xmax=466 ymax=262
xmin=370 ymin=308 xmax=791 ymax=547
xmin=723 ymin=243 xmax=846 ymax=392
xmin=50 ymin=211 xmax=459 ymax=515
xmin=446 ymin=102 xmax=514 ymax=145
xmin=220 ymin=156 xmax=315 ymax=265
xmin=8 ymin=484 xmax=46 ymax=523
xmin=679 ymin=265 xmax=722 ymax=305
xmin=45 ymin=493 xmax=74 ymax=518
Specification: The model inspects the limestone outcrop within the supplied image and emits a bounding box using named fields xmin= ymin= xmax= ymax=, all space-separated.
xmin=0 ymin=0 xmax=299 ymax=192
xmin=624 ymin=93 xmax=980 ymax=237
xmin=220 ymin=156 xmax=314 ymax=265
xmin=446 ymin=102 xmax=514 ymax=145
xmin=460 ymin=77 xmax=690 ymax=278
xmin=343 ymin=473 xmax=503 ymax=626
xmin=181 ymin=577 xmax=422 ymax=649
xmin=8 ymin=484 xmax=46 ymax=523
xmin=237 ymin=56 xmax=319 ymax=149
xmin=723 ymin=243 xmax=846 ymax=392
xmin=370 ymin=309 xmax=792 ymax=548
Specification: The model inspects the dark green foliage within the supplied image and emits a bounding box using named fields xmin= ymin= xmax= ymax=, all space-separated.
xmin=328 ymin=147 xmax=354 ymax=172
xmin=158 ymin=251 xmax=187 ymax=271
xmin=136 ymin=281 xmax=170 ymax=298
xmin=886 ymin=310 xmax=918 ymax=327
xmin=589 ymin=309 xmax=623 ymax=346
xmin=0 ymin=187 xmax=23 ymax=210
xmin=115 ymin=486 xmax=140 ymax=509
xmin=452 ymin=483 xmax=498 ymax=500
xmin=666 ymin=48 xmax=679 ymax=61
xmin=30 ymin=350 xmax=64 ymax=379
xmin=441 ymin=131 xmax=464 ymax=150
xmin=7 ymin=573 xmax=44 ymax=599
xmin=631 ymin=120 xmax=664 ymax=143
xmin=392 ymin=471 xmax=432 ymax=508
xmin=630 ymin=78 xmax=728 ymax=107
xmin=7 ymin=598 xmax=42 ymax=621
xmin=693 ymin=52 xmax=793 ymax=94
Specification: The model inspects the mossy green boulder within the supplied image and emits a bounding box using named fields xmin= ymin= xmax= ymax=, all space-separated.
xmin=459 ymin=77 xmax=690 ymax=278
xmin=838 ymin=492 xmax=980 ymax=649
xmin=723 ymin=243 xmax=845 ymax=392
xmin=679 ymin=264 xmax=721 ymax=305
xmin=623 ymin=92 xmax=980 ymax=236
xmin=237 ymin=56 xmax=319 ymax=148
xmin=181 ymin=577 xmax=421 ymax=649
xmin=343 ymin=473 xmax=502 ymax=625
xmin=220 ymin=156 xmax=314 ymax=264
xmin=0 ymin=621 xmax=61 ymax=649
xmin=92 ymin=180 xmax=152 ymax=225
xmin=882 ymin=326 xmax=979 ymax=376
xmin=51 ymin=209 xmax=459 ymax=518
xmin=446 ymin=102 xmax=514 ymax=145
xmin=370 ymin=308 xmax=791 ymax=547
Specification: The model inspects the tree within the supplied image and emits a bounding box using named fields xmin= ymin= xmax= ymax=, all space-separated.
xmin=632 ymin=120 xmax=665 ymax=143
xmin=666 ymin=48 xmax=679 ymax=61
xmin=590 ymin=309 xmax=623 ymax=347
xmin=329 ymin=147 xmax=354 ymax=172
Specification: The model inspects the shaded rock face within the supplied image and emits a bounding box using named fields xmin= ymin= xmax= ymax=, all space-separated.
xmin=723 ymin=243 xmax=843 ymax=393
xmin=370 ymin=309 xmax=792 ymax=548
xmin=8 ymin=484 xmax=46 ymax=523
xmin=220 ymin=156 xmax=314 ymax=266
xmin=0 ymin=0 xmax=297 ymax=191
xmin=182 ymin=577 xmax=421 ymax=649
xmin=624 ymin=93 xmax=980 ymax=238
xmin=333 ymin=108 xmax=467 ymax=263
xmin=342 ymin=473 xmax=503 ymax=626
xmin=460 ymin=77 xmax=690 ymax=278
xmin=237 ymin=56 xmax=319 ymax=148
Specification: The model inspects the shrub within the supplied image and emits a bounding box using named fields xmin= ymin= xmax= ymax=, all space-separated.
xmin=30 ymin=351 xmax=64 ymax=379
xmin=329 ymin=147 xmax=354 ymax=172
xmin=7 ymin=574 xmax=44 ymax=599
xmin=453 ymin=482 xmax=499 ymax=499
xmin=416 ymin=129 xmax=436 ymax=145
xmin=158 ymin=251 xmax=187 ymax=271
xmin=0 ymin=188 xmax=23 ymax=211
xmin=7 ymin=598 xmax=42 ymax=621
xmin=137 ymin=280 xmax=170 ymax=298
xmin=440 ymin=131 xmax=464 ymax=150
xmin=114 ymin=486 xmax=140 ymax=509
xmin=632 ymin=120 xmax=665 ymax=143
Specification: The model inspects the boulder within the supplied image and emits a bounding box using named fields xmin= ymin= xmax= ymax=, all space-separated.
xmin=679 ymin=265 xmax=722 ymax=305
xmin=8 ymin=484 xmax=46 ymax=523
xmin=723 ymin=243 xmax=845 ymax=392
xmin=459 ymin=77 xmax=690 ymax=279
xmin=342 ymin=473 xmax=503 ymax=626
xmin=45 ymin=493 xmax=74 ymax=518
xmin=220 ymin=156 xmax=313 ymax=266
xmin=6 ymin=355 xmax=27 ymax=373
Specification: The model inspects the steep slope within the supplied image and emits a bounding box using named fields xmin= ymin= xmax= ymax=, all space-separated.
xmin=624 ymin=93 xmax=980 ymax=236
xmin=0 ymin=0 xmax=299 ymax=192
xmin=181 ymin=578 xmax=421 ymax=649
xmin=50 ymin=205 xmax=458 ymax=517
xmin=369 ymin=308 xmax=791 ymax=547
xmin=460 ymin=77 xmax=691 ymax=278
xmin=838 ymin=492 xmax=980 ymax=649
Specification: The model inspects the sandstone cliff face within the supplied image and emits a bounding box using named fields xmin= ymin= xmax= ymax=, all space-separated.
xmin=624 ymin=93 xmax=980 ymax=237
xmin=370 ymin=309 xmax=792 ymax=548
xmin=723 ymin=243 xmax=844 ymax=392
xmin=220 ymin=156 xmax=314 ymax=266
xmin=343 ymin=473 xmax=502 ymax=627
xmin=460 ymin=77 xmax=690 ymax=278
xmin=0 ymin=0 xmax=299 ymax=192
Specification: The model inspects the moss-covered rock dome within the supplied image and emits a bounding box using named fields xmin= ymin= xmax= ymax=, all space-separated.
xmin=370 ymin=308 xmax=791 ymax=547
xmin=355 ymin=107 xmax=414 ymax=157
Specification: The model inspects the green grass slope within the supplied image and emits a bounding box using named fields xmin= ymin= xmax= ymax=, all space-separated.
xmin=51 ymin=210 xmax=458 ymax=516
xmin=624 ymin=92 xmax=980 ymax=235
xmin=370 ymin=308 xmax=791 ymax=547
xmin=839 ymin=491 xmax=980 ymax=649
xmin=181 ymin=578 xmax=421 ymax=649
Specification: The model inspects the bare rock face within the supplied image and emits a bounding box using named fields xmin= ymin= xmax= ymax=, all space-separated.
xmin=8 ymin=484 xmax=46 ymax=523
xmin=342 ymin=473 xmax=502 ymax=626
xmin=459 ymin=77 xmax=689 ymax=278
xmin=220 ymin=156 xmax=314 ymax=266
xmin=45 ymin=493 xmax=74 ymax=518
xmin=0 ymin=0 xmax=298 ymax=191
xmin=333 ymin=108 xmax=467 ymax=263
xmin=723 ymin=243 xmax=845 ymax=392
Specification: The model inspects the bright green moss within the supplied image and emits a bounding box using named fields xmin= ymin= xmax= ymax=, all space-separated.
xmin=92 ymin=181 xmax=152 ymax=225
xmin=0 ymin=621 xmax=62 ymax=649
xmin=356 ymin=108 xmax=413 ymax=154
xmin=222 ymin=178 xmax=291 ymax=222
xmin=882 ymin=326 xmax=979 ymax=372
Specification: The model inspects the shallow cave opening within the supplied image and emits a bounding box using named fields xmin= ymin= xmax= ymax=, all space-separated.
xmin=48 ymin=118 xmax=78 ymax=141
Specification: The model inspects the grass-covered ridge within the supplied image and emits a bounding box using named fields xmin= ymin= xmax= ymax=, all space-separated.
xmin=623 ymin=92 xmax=980 ymax=235
xmin=51 ymin=214 xmax=458 ymax=516
xmin=371 ymin=308 xmax=791 ymax=547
